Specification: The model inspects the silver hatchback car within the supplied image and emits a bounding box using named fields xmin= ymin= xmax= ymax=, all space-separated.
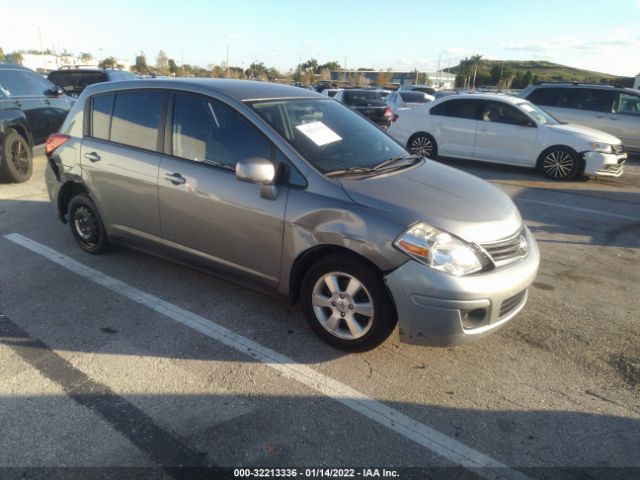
xmin=45 ymin=79 xmax=539 ymax=351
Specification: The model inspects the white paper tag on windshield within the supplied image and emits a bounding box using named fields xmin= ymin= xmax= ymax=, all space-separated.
xmin=295 ymin=121 xmax=342 ymax=146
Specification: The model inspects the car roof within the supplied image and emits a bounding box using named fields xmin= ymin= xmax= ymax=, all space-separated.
xmin=529 ymin=83 xmax=637 ymax=93
xmin=82 ymin=78 xmax=324 ymax=102
xmin=438 ymin=93 xmax=525 ymax=104
xmin=0 ymin=63 xmax=34 ymax=71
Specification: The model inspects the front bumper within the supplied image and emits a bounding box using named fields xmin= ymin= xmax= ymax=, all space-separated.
xmin=583 ymin=151 xmax=626 ymax=177
xmin=385 ymin=226 xmax=540 ymax=346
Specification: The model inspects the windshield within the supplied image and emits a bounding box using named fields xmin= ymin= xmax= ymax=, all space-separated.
xmin=251 ymin=98 xmax=407 ymax=174
xmin=517 ymin=102 xmax=560 ymax=125
xmin=344 ymin=91 xmax=384 ymax=105
xmin=400 ymin=92 xmax=430 ymax=103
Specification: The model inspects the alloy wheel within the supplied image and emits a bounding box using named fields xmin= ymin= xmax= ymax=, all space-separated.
xmin=409 ymin=135 xmax=434 ymax=158
xmin=542 ymin=150 xmax=575 ymax=179
xmin=10 ymin=139 xmax=29 ymax=175
xmin=311 ymin=271 xmax=374 ymax=340
xmin=73 ymin=206 xmax=99 ymax=247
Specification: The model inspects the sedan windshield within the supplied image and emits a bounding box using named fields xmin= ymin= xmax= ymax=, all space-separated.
xmin=517 ymin=102 xmax=560 ymax=125
xmin=250 ymin=98 xmax=407 ymax=174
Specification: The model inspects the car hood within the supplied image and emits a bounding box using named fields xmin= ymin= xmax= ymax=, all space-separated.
xmin=548 ymin=123 xmax=621 ymax=144
xmin=339 ymin=161 xmax=522 ymax=244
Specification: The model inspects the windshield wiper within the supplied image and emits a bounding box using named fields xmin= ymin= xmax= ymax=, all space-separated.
xmin=371 ymin=155 xmax=421 ymax=171
xmin=325 ymin=166 xmax=376 ymax=177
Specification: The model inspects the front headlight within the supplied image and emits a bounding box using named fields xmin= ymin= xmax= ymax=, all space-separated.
xmin=393 ymin=222 xmax=484 ymax=276
xmin=590 ymin=142 xmax=613 ymax=153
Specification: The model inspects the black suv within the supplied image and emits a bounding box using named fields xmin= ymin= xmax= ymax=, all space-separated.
xmin=48 ymin=67 xmax=137 ymax=97
xmin=0 ymin=64 xmax=72 ymax=183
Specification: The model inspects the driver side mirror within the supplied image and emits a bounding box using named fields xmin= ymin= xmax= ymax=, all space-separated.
xmin=235 ymin=157 xmax=278 ymax=200
xmin=47 ymin=86 xmax=65 ymax=97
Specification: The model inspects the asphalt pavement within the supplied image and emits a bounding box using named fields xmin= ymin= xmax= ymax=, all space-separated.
xmin=0 ymin=153 xmax=638 ymax=480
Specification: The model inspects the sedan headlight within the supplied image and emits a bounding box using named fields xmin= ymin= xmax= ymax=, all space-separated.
xmin=394 ymin=222 xmax=484 ymax=276
xmin=590 ymin=142 xmax=613 ymax=153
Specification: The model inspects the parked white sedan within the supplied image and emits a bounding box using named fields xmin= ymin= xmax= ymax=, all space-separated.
xmin=387 ymin=93 xmax=627 ymax=180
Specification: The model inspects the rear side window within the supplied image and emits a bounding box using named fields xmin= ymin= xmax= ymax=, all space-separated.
xmin=431 ymin=99 xmax=479 ymax=119
xmin=615 ymin=93 xmax=640 ymax=116
xmin=110 ymin=91 xmax=166 ymax=151
xmin=171 ymin=93 xmax=270 ymax=169
xmin=400 ymin=92 xmax=429 ymax=103
xmin=525 ymin=87 xmax=565 ymax=106
xmin=0 ymin=70 xmax=32 ymax=96
xmin=556 ymin=88 xmax=615 ymax=112
xmin=91 ymin=94 xmax=114 ymax=140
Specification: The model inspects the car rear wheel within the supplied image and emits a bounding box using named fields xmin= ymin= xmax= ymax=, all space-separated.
xmin=67 ymin=194 xmax=110 ymax=254
xmin=300 ymin=253 xmax=397 ymax=352
xmin=0 ymin=129 xmax=32 ymax=183
xmin=539 ymin=147 xmax=580 ymax=181
xmin=408 ymin=133 xmax=437 ymax=159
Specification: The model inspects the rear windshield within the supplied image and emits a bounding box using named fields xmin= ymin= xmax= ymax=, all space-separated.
xmin=400 ymin=92 xmax=430 ymax=103
xmin=47 ymin=71 xmax=105 ymax=95
xmin=344 ymin=91 xmax=384 ymax=104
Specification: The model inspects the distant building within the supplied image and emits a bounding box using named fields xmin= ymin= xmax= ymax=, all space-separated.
xmin=19 ymin=53 xmax=131 ymax=74
xmin=330 ymin=70 xmax=456 ymax=89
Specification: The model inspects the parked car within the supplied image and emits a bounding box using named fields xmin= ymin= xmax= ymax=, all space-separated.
xmin=0 ymin=63 xmax=72 ymax=183
xmin=47 ymin=66 xmax=137 ymax=97
xmin=321 ymin=88 xmax=341 ymax=98
xmin=386 ymin=91 xmax=435 ymax=115
xmin=387 ymin=93 xmax=626 ymax=180
xmin=45 ymin=79 xmax=539 ymax=351
xmin=399 ymin=84 xmax=437 ymax=96
xmin=519 ymin=82 xmax=640 ymax=154
xmin=333 ymin=89 xmax=392 ymax=129
xmin=312 ymin=81 xmax=338 ymax=93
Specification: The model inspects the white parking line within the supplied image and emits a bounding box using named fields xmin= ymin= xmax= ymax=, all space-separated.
xmin=514 ymin=198 xmax=640 ymax=222
xmin=5 ymin=233 xmax=531 ymax=480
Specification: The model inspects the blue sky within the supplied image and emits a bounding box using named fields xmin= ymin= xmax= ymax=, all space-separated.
xmin=1 ymin=0 xmax=639 ymax=75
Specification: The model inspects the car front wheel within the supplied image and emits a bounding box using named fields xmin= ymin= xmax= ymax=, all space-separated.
xmin=539 ymin=147 xmax=580 ymax=181
xmin=300 ymin=253 xmax=397 ymax=352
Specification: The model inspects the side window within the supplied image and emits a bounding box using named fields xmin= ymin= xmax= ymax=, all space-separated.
xmin=0 ymin=70 xmax=33 ymax=96
xmin=615 ymin=93 xmax=640 ymax=116
xmin=22 ymin=71 xmax=53 ymax=96
xmin=110 ymin=91 xmax=166 ymax=151
xmin=481 ymin=101 xmax=531 ymax=126
xmin=91 ymin=94 xmax=114 ymax=140
xmin=557 ymin=88 xmax=615 ymax=112
xmin=172 ymin=94 xmax=271 ymax=169
xmin=526 ymin=87 xmax=564 ymax=106
xmin=431 ymin=99 xmax=478 ymax=119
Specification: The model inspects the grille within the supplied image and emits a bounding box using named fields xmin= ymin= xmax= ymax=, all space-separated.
xmin=499 ymin=290 xmax=527 ymax=318
xmin=613 ymin=144 xmax=625 ymax=155
xmin=479 ymin=230 xmax=527 ymax=265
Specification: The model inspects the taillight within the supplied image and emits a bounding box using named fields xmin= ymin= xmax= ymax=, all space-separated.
xmin=384 ymin=107 xmax=392 ymax=117
xmin=45 ymin=133 xmax=70 ymax=156
xmin=392 ymin=114 xmax=399 ymax=123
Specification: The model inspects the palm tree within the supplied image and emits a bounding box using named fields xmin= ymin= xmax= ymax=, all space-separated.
xmin=471 ymin=54 xmax=483 ymax=89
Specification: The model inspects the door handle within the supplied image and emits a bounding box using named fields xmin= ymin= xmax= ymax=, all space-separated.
xmin=83 ymin=152 xmax=101 ymax=162
xmin=164 ymin=172 xmax=186 ymax=185
xmin=43 ymin=99 xmax=51 ymax=105
xmin=610 ymin=117 xmax=618 ymax=121
xmin=13 ymin=100 xmax=21 ymax=107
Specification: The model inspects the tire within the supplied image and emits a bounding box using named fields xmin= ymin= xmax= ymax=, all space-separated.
xmin=407 ymin=133 xmax=437 ymax=159
xmin=0 ymin=129 xmax=32 ymax=183
xmin=300 ymin=253 xmax=397 ymax=352
xmin=539 ymin=147 xmax=581 ymax=181
xmin=67 ymin=194 xmax=110 ymax=254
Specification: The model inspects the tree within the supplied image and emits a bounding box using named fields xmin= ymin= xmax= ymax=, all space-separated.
xmin=319 ymin=61 xmax=341 ymax=72
xmin=6 ymin=51 xmax=24 ymax=65
xmin=79 ymin=52 xmax=93 ymax=63
xmin=168 ymin=59 xmax=178 ymax=75
xmin=156 ymin=50 xmax=169 ymax=75
xmin=99 ymin=57 xmax=117 ymax=68
xmin=246 ymin=61 xmax=268 ymax=80
xmin=471 ymin=54 xmax=483 ymax=88
xmin=134 ymin=52 xmax=148 ymax=74
xmin=0 ymin=47 xmax=5 ymax=62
